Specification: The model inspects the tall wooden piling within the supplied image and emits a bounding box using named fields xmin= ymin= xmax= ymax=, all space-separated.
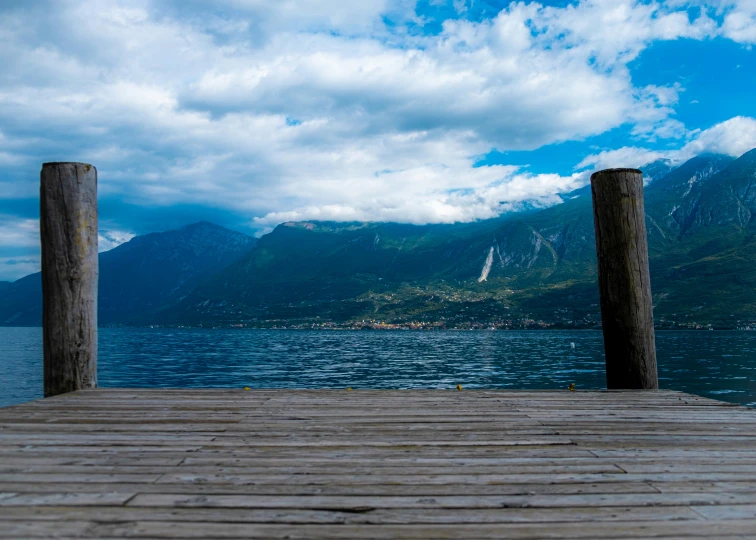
xmin=40 ymin=162 xmax=98 ymax=397
xmin=590 ymin=168 xmax=658 ymax=390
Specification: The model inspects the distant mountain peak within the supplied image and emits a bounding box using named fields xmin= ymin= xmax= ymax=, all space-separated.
xmin=646 ymin=153 xmax=733 ymax=192
xmin=640 ymin=158 xmax=676 ymax=184
xmin=687 ymin=152 xmax=733 ymax=163
xmin=175 ymin=221 xmax=252 ymax=236
xmin=734 ymin=147 xmax=756 ymax=163
xmin=180 ymin=220 xmax=223 ymax=230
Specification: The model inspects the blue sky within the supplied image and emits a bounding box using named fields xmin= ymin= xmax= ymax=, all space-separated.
xmin=0 ymin=0 xmax=755 ymax=280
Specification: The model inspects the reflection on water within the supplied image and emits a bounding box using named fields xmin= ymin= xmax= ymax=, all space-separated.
xmin=1 ymin=328 xmax=755 ymax=407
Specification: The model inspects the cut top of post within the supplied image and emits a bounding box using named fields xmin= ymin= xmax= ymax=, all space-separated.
xmin=590 ymin=168 xmax=642 ymax=179
xmin=43 ymin=162 xmax=96 ymax=169
xmin=41 ymin=163 xmax=98 ymax=183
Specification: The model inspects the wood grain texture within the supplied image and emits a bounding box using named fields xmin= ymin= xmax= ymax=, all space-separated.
xmin=591 ymin=168 xmax=658 ymax=389
xmin=0 ymin=389 xmax=754 ymax=538
xmin=40 ymin=162 xmax=98 ymax=397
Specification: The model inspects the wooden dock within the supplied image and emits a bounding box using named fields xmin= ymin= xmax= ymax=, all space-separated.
xmin=1 ymin=389 xmax=756 ymax=539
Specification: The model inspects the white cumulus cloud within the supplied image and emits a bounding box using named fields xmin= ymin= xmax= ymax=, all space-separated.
xmin=577 ymin=116 xmax=756 ymax=170
xmin=0 ymin=0 xmax=744 ymax=235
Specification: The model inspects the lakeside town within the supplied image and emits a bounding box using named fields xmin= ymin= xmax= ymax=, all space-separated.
xmin=144 ymin=316 xmax=756 ymax=331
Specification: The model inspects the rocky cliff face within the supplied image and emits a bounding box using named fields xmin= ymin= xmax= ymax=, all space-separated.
xmin=645 ymin=154 xmax=735 ymax=237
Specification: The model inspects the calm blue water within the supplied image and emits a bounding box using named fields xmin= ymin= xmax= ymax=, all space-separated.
xmin=1 ymin=328 xmax=755 ymax=408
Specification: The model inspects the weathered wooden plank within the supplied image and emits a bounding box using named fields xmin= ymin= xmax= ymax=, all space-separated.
xmin=0 ymin=417 xmax=245 ymax=425
xmin=3 ymin=460 xmax=756 ymax=477
xmin=6 ymin=459 xmax=603 ymax=473
xmin=0 ymin=445 xmax=205 ymax=453
xmin=126 ymin=492 xmax=756 ymax=509
xmin=0 ymin=456 xmax=185 ymax=467
xmin=186 ymin=438 xmax=577 ymax=448
xmin=4 ymin=519 xmax=754 ymax=539
xmin=0 ymin=425 xmax=558 ymax=436
xmin=691 ymin=504 xmax=756 ymax=520
xmin=0 ymin=492 xmax=134 ymax=506
xmin=0 ymin=473 xmax=162 ymax=484
xmin=154 ymin=472 xmax=654 ymax=486
xmin=0 ymin=464 xmax=626 ymax=476
xmin=0 ymin=481 xmax=661 ymax=496
xmin=0 ymin=505 xmax=703 ymax=524
xmin=2 ymin=445 xmax=590 ymax=457
xmin=618 ymin=463 xmax=756 ymax=474
xmin=593 ymin=449 xmax=756 ymax=458
xmin=0 ymin=520 xmax=93 ymax=538
xmin=652 ymin=481 xmax=756 ymax=493
xmin=0 ymin=472 xmax=643 ymax=486
xmin=0 ymin=447 xmax=597 ymax=460
xmin=174 ymin=456 xmax=756 ymax=468
xmin=0 ymin=435 xmax=217 ymax=444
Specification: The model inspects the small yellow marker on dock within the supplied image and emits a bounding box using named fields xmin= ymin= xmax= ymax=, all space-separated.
xmin=243 ymin=387 xmax=251 ymax=391
xmin=456 ymin=384 xmax=463 ymax=391
xmin=347 ymin=387 xmax=352 ymax=391
xmin=568 ymin=383 xmax=576 ymax=392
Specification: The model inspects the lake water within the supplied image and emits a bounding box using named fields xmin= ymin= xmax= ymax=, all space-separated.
xmin=1 ymin=328 xmax=755 ymax=408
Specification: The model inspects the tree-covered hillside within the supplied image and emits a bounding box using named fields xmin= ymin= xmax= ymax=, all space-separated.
xmin=159 ymin=150 xmax=756 ymax=329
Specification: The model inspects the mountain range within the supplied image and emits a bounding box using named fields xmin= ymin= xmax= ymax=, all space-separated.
xmin=2 ymin=149 xmax=756 ymax=329
xmin=0 ymin=222 xmax=256 ymax=326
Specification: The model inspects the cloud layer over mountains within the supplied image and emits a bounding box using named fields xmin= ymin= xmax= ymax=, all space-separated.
xmin=0 ymin=0 xmax=755 ymax=279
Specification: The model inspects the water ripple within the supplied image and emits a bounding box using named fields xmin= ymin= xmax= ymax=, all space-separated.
xmin=1 ymin=328 xmax=755 ymax=407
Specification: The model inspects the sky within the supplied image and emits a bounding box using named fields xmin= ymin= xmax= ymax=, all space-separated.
xmin=0 ymin=0 xmax=755 ymax=281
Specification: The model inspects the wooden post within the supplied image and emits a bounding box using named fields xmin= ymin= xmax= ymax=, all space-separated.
xmin=590 ymin=168 xmax=658 ymax=390
xmin=40 ymin=162 xmax=98 ymax=397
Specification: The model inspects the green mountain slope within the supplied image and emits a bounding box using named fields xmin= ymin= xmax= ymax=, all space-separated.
xmin=162 ymin=150 xmax=756 ymax=329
